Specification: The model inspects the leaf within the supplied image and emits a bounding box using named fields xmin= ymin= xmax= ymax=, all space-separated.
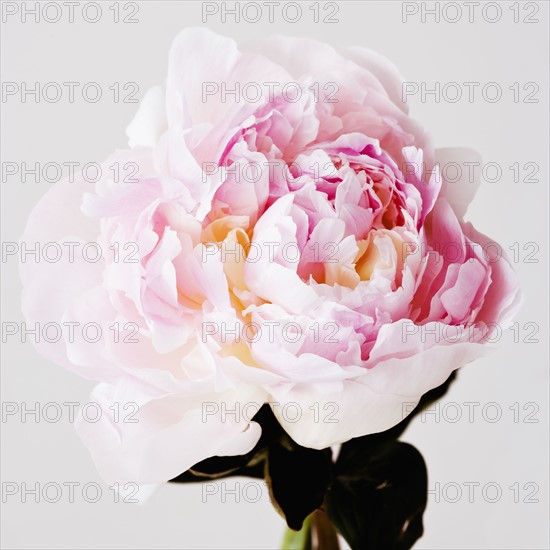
xmin=266 ymin=436 xmax=334 ymax=531
xmin=170 ymin=405 xmax=285 ymax=483
xmin=326 ymin=439 xmax=427 ymax=550
xmin=169 ymin=450 xmax=266 ymax=482
xmin=320 ymin=375 xmax=453 ymax=546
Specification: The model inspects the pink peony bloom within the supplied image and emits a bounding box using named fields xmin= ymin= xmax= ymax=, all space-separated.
xmin=21 ymin=28 xmax=520 ymax=483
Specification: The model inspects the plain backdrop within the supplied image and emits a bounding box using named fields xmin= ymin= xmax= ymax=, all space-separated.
xmin=1 ymin=1 xmax=548 ymax=549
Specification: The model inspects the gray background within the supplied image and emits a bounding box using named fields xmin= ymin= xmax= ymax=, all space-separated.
xmin=1 ymin=1 xmax=548 ymax=548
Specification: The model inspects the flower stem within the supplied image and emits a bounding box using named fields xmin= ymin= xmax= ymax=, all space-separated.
xmin=310 ymin=509 xmax=340 ymax=550
xmin=281 ymin=510 xmax=340 ymax=550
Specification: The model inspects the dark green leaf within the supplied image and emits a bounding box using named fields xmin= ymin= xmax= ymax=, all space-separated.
xmin=266 ymin=437 xmax=334 ymax=531
xmin=327 ymin=440 xmax=427 ymax=550
xmin=170 ymin=405 xmax=285 ymax=483
xmin=169 ymin=450 xmax=266 ymax=482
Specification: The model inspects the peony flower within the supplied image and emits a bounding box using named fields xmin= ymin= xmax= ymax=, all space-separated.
xmin=20 ymin=28 xmax=520 ymax=483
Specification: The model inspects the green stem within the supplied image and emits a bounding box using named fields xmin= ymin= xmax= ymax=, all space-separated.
xmin=310 ymin=509 xmax=340 ymax=550
xmin=281 ymin=510 xmax=340 ymax=550
xmin=281 ymin=514 xmax=312 ymax=550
